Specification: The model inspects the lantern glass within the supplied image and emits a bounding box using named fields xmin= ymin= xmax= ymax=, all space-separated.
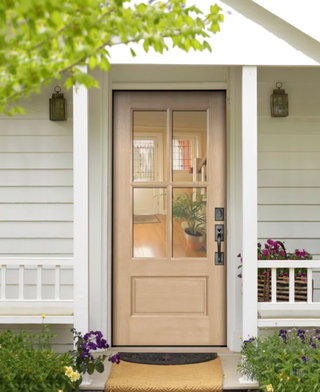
xmin=49 ymin=86 xmax=67 ymax=121
xmin=271 ymin=82 xmax=288 ymax=117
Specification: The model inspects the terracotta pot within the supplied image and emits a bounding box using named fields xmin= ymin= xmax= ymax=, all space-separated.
xmin=183 ymin=228 xmax=205 ymax=250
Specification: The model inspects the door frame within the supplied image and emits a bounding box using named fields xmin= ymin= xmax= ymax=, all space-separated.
xmin=96 ymin=70 xmax=241 ymax=350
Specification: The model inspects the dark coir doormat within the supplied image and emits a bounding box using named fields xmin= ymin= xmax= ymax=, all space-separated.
xmin=119 ymin=352 xmax=217 ymax=365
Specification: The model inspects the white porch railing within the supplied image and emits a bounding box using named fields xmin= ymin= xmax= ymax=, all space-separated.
xmin=257 ymin=260 xmax=320 ymax=327
xmin=0 ymin=257 xmax=74 ymax=324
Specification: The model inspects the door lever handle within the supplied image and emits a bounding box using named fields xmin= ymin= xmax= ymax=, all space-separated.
xmin=217 ymin=232 xmax=222 ymax=264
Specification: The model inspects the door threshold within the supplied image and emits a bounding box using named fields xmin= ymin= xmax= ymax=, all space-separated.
xmin=109 ymin=346 xmax=235 ymax=356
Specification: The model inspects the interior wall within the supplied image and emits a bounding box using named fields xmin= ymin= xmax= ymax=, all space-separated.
xmin=257 ymin=67 xmax=320 ymax=300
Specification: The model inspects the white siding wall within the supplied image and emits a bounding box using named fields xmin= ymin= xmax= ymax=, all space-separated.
xmin=258 ymin=67 xmax=320 ymax=300
xmin=0 ymin=83 xmax=73 ymax=302
xmin=0 ymin=324 xmax=73 ymax=353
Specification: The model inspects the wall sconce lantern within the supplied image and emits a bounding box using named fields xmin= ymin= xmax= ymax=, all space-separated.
xmin=271 ymin=82 xmax=288 ymax=117
xmin=49 ymin=86 xmax=67 ymax=121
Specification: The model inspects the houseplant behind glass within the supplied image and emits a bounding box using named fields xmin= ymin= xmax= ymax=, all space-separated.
xmin=172 ymin=191 xmax=206 ymax=250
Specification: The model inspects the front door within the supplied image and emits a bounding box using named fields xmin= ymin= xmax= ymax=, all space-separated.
xmin=113 ymin=91 xmax=226 ymax=346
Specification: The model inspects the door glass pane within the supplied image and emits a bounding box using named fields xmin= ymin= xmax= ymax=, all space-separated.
xmin=133 ymin=111 xmax=167 ymax=182
xmin=133 ymin=188 xmax=166 ymax=258
xmin=172 ymin=188 xmax=207 ymax=258
xmin=172 ymin=111 xmax=207 ymax=182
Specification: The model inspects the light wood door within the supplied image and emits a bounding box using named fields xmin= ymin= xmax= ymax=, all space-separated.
xmin=113 ymin=91 xmax=226 ymax=346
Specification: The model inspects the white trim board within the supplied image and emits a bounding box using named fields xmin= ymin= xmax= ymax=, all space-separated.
xmin=111 ymin=82 xmax=227 ymax=90
xmin=93 ymin=68 xmax=240 ymax=351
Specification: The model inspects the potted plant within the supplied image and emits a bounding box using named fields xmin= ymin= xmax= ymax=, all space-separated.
xmin=172 ymin=191 xmax=206 ymax=250
xmin=237 ymin=239 xmax=312 ymax=302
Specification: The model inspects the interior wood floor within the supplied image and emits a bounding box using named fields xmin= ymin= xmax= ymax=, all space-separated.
xmin=133 ymin=214 xmax=206 ymax=258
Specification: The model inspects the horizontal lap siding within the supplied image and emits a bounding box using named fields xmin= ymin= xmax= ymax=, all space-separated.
xmin=0 ymin=83 xmax=73 ymax=257
xmin=258 ymin=68 xmax=320 ymax=297
xmin=0 ymin=324 xmax=73 ymax=352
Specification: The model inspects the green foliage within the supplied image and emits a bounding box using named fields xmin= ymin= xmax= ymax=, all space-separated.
xmin=238 ymin=329 xmax=320 ymax=392
xmin=172 ymin=191 xmax=206 ymax=236
xmin=0 ymin=328 xmax=79 ymax=392
xmin=0 ymin=0 xmax=223 ymax=116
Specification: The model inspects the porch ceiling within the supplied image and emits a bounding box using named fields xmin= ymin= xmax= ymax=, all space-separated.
xmin=223 ymin=0 xmax=320 ymax=65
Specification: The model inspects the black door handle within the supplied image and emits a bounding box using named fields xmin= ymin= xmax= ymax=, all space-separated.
xmin=217 ymin=232 xmax=222 ymax=264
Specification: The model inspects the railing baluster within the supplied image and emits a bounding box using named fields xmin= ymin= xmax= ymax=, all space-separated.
xmin=19 ymin=265 xmax=24 ymax=300
xmin=289 ymin=268 xmax=295 ymax=303
xmin=1 ymin=265 xmax=6 ymax=300
xmin=55 ymin=265 xmax=60 ymax=300
xmin=37 ymin=265 xmax=42 ymax=300
xmin=271 ymin=268 xmax=277 ymax=303
xmin=307 ymin=268 xmax=313 ymax=303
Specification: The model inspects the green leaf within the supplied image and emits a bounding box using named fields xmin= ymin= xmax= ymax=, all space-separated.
xmin=210 ymin=22 xmax=220 ymax=34
xmin=130 ymin=47 xmax=137 ymax=57
xmin=143 ymin=39 xmax=150 ymax=52
xmin=183 ymin=37 xmax=190 ymax=52
xmin=99 ymin=55 xmax=110 ymax=72
xmin=88 ymin=363 xmax=95 ymax=375
xmin=191 ymin=39 xmax=202 ymax=51
xmin=203 ymin=40 xmax=212 ymax=52
xmin=51 ymin=11 xmax=63 ymax=26
xmin=136 ymin=3 xmax=147 ymax=13
xmin=95 ymin=362 xmax=104 ymax=373
xmin=210 ymin=4 xmax=221 ymax=15
xmin=88 ymin=55 xmax=98 ymax=70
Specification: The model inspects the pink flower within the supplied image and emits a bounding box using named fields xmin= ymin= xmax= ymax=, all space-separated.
xmin=237 ymin=253 xmax=241 ymax=258
xmin=263 ymin=250 xmax=269 ymax=257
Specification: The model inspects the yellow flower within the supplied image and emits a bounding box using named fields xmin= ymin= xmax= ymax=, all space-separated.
xmin=64 ymin=366 xmax=73 ymax=377
xmin=42 ymin=314 xmax=45 ymax=318
xmin=265 ymin=385 xmax=273 ymax=392
xmin=70 ymin=371 xmax=81 ymax=382
xmin=287 ymin=377 xmax=290 ymax=380
xmin=239 ymin=335 xmax=242 ymax=339
xmin=280 ymin=378 xmax=283 ymax=382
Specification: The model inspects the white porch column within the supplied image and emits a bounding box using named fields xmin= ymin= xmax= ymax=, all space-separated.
xmin=73 ymin=66 xmax=89 ymax=334
xmin=242 ymin=66 xmax=258 ymax=340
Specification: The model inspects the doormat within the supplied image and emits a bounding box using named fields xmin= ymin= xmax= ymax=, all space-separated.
xmin=105 ymin=356 xmax=223 ymax=392
xmin=133 ymin=215 xmax=160 ymax=224
xmin=120 ymin=352 xmax=217 ymax=365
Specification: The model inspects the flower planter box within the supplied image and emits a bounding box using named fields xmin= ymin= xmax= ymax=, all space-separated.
xmin=258 ymin=272 xmax=308 ymax=302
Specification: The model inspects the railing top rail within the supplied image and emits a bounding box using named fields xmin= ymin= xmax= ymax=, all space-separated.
xmin=258 ymin=260 xmax=320 ymax=268
xmin=0 ymin=258 xmax=74 ymax=267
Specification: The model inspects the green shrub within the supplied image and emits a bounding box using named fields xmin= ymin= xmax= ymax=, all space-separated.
xmin=238 ymin=329 xmax=320 ymax=392
xmin=0 ymin=329 xmax=80 ymax=392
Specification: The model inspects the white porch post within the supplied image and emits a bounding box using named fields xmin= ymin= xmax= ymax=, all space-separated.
xmin=242 ymin=66 xmax=258 ymax=340
xmin=73 ymin=66 xmax=89 ymax=335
